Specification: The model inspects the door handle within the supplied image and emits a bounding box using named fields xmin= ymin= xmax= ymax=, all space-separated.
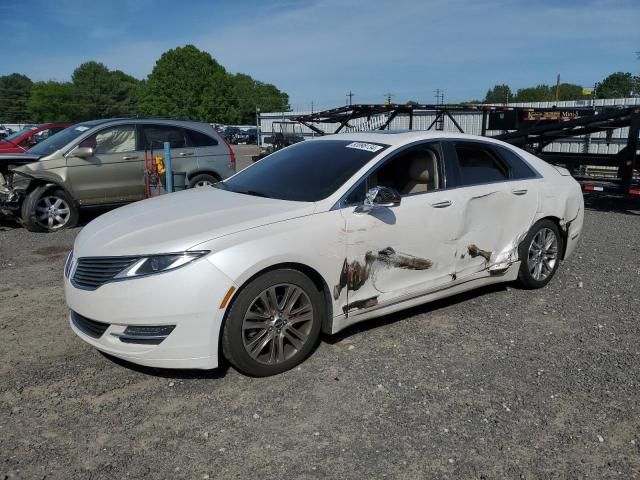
xmin=179 ymin=152 xmax=194 ymax=157
xmin=431 ymin=200 xmax=452 ymax=208
xmin=122 ymin=155 xmax=138 ymax=160
xmin=511 ymin=189 xmax=528 ymax=196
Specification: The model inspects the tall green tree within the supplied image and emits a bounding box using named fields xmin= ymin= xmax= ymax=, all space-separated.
xmin=0 ymin=73 xmax=33 ymax=123
xmin=483 ymin=84 xmax=512 ymax=104
xmin=138 ymin=45 xmax=233 ymax=122
xmin=71 ymin=62 xmax=139 ymax=119
xmin=27 ymin=81 xmax=76 ymax=122
xmin=596 ymin=72 xmax=640 ymax=98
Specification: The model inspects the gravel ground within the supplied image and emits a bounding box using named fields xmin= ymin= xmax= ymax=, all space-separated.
xmin=2 ymin=158 xmax=640 ymax=479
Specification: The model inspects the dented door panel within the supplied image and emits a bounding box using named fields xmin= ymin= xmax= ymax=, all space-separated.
xmin=453 ymin=180 xmax=540 ymax=278
xmin=337 ymin=191 xmax=464 ymax=315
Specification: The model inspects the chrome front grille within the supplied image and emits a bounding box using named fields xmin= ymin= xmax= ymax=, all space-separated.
xmin=72 ymin=256 xmax=138 ymax=290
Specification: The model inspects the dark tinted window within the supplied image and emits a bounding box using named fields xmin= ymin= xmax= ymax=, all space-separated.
xmin=142 ymin=125 xmax=186 ymax=149
xmin=455 ymin=143 xmax=509 ymax=185
xmin=496 ymin=146 xmax=537 ymax=179
xmin=186 ymin=128 xmax=218 ymax=147
xmin=220 ymin=140 xmax=388 ymax=202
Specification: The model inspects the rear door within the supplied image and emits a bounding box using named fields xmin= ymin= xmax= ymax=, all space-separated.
xmin=184 ymin=127 xmax=232 ymax=179
xmin=445 ymin=141 xmax=540 ymax=278
xmin=66 ymin=124 xmax=144 ymax=204
xmin=140 ymin=124 xmax=195 ymax=176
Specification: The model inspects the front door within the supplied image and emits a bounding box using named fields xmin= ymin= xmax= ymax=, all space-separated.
xmin=336 ymin=142 xmax=464 ymax=316
xmin=66 ymin=124 xmax=144 ymax=204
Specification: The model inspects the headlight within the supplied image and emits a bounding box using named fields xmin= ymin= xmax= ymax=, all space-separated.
xmin=64 ymin=250 xmax=74 ymax=278
xmin=114 ymin=251 xmax=209 ymax=279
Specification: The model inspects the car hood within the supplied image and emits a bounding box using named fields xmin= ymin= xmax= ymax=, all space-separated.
xmin=73 ymin=188 xmax=317 ymax=257
xmin=0 ymin=153 xmax=41 ymax=174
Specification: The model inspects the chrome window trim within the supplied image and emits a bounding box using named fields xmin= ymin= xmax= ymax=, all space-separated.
xmin=331 ymin=139 xmax=447 ymax=210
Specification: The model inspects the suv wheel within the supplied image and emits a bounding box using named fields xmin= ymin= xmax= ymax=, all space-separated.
xmin=21 ymin=186 xmax=78 ymax=233
xmin=188 ymin=173 xmax=219 ymax=188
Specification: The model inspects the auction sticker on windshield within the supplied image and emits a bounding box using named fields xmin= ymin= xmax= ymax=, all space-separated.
xmin=345 ymin=142 xmax=385 ymax=153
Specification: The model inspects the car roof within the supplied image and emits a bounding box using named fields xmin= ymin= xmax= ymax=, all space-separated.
xmin=315 ymin=130 xmax=505 ymax=146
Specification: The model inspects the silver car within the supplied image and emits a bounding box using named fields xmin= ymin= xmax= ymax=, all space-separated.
xmin=0 ymin=118 xmax=236 ymax=232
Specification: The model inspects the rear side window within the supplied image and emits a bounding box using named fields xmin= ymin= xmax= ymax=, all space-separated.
xmin=454 ymin=143 xmax=509 ymax=185
xmin=142 ymin=125 xmax=187 ymax=149
xmin=186 ymin=128 xmax=218 ymax=147
xmin=495 ymin=146 xmax=537 ymax=179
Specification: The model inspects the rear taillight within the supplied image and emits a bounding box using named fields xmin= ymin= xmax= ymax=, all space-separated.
xmin=224 ymin=138 xmax=235 ymax=167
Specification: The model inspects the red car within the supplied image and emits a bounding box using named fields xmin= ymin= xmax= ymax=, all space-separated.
xmin=0 ymin=123 xmax=70 ymax=153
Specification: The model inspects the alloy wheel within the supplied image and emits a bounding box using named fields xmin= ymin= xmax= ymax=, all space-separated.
xmin=241 ymin=283 xmax=314 ymax=365
xmin=527 ymin=227 xmax=559 ymax=281
xmin=35 ymin=196 xmax=71 ymax=230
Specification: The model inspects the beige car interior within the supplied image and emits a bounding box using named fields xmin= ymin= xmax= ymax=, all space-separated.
xmin=370 ymin=146 xmax=440 ymax=195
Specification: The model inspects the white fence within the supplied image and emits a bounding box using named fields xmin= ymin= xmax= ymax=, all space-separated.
xmin=259 ymin=98 xmax=640 ymax=155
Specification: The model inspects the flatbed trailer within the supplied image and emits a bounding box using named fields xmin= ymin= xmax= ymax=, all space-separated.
xmin=293 ymin=103 xmax=640 ymax=197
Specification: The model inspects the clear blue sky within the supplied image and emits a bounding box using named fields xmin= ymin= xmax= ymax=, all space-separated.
xmin=1 ymin=0 xmax=638 ymax=111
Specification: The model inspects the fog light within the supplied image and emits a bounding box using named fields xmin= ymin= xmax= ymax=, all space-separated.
xmin=111 ymin=325 xmax=176 ymax=345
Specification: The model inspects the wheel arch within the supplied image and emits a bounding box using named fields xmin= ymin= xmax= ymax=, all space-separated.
xmin=219 ymin=261 xmax=334 ymax=353
xmin=187 ymin=170 xmax=221 ymax=182
xmin=532 ymin=215 xmax=569 ymax=260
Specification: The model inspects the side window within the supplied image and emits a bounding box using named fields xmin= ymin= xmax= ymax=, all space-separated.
xmin=454 ymin=143 xmax=509 ymax=185
xmin=496 ymin=146 xmax=537 ymax=180
xmin=80 ymin=125 xmax=136 ymax=154
xmin=142 ymin=125 xmax=187 ymax=149
xmin=344 ymin=143 xmax=443 ymax=204
xmin=186 ymin=129 xmax=218 ymax=147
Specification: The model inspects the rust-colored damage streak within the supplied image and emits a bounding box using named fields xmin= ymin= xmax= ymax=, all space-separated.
xmin=333 ymin=247 xmax=433 ymax=300
xmin=467 ymin=244 xmax=492 ymax=262
xmin=342 ymin=296 xmax=378 ymax=314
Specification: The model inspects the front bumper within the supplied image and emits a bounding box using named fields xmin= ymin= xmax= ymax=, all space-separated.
xmin=65 ymin=257 xmax=237 ymax=370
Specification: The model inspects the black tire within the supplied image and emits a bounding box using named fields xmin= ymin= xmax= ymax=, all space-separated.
xmin=222 ymin=269 xmax=324 ymax=377
xmin=516 ymin=219 xmax=563 ymax=289
xmin=188 ymin=173 xmax=219 ymax=189
xmin=21 ymin=186 xmax=78 ymax=233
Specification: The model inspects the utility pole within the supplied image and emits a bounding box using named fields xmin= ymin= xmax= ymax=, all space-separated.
xmin=346 ymin=91 xmax=355 ymax=106
xmin=434 ymin=88 xmax=444 ymax=105
xmin=383 ymin=93 xmax=394 ymax=105
xmin=555 ymin=74 xmax=561 ymax=102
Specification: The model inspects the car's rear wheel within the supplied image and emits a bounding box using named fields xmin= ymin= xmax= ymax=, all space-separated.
xmin=21 ymin=186 xmax=78 ymax=233
xmin=222 ymin=269 xmax=323 ymax=377
xmin=188 ymin=173 xmax=219 ymax=188
xmin=517 ymin=219 xmax=562 ymax=289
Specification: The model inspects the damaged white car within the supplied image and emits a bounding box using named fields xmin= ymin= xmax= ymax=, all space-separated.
xmin=64 ymin=132 xmax=584 ymax=376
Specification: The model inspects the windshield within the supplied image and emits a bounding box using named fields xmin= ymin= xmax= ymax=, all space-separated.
xmin=28 ymin=124 xmax=90 ymax=156
xmin=4 ymin=127 xmax=35 ymax=142
xmin=219 ymin=140 xmax=389 ymax=202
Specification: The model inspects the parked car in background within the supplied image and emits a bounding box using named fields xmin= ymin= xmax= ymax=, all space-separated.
xmin=0 ymin=123 xmax=71 ymax=153
xmin=63 ymin=131 xmax=583 ymax=376
xmin=0 ymin=118 xmax=235 ymax=232
xmin=223 ymin=127 xmax=241 ymax=143
xmin=0 ymin=125 xmax=13 ymax=139
xmin=235 ymin=128 xmax=257 ymax=145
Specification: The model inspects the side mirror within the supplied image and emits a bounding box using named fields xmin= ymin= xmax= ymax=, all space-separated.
xmin=70 ymin=146 xmax=94 ymax=159
xmin=355 ymin=186 xmax=401 ymax=213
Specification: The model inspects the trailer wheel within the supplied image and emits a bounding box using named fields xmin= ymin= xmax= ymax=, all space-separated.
xmin=21 ymin=186 xmax=78 ymax=233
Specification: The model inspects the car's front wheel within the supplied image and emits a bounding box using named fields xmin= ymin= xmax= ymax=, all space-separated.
xmin=517 ymin=219 xmax=563 ymax=289
xmin=21 ymin=186 xmax=78 ymax=233
xmin=222 ymin=269 xmax=323 ymax=377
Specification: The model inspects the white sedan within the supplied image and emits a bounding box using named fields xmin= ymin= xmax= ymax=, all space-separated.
xmin=64 ymin=131 xmax=584 ymax=376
